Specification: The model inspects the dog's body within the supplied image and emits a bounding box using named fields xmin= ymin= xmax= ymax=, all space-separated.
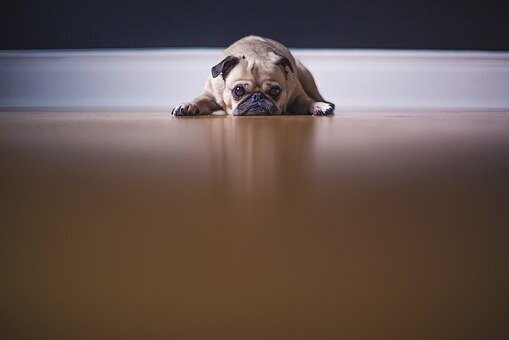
xmin=172 ymin=35 xmax=334 ymax=116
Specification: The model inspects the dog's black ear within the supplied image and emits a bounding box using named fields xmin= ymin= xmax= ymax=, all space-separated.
xmin=211 ymin=55 xmax=240 ymax=79
xmin=277 ymin=56 xmax=294 ymax=75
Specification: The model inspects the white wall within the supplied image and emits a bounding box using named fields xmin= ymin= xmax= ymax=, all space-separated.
xmin=1 ymin=49 xmax=509 ymax=110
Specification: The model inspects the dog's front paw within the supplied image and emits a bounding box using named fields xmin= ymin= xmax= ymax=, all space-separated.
xmin=172 ymin=103 xmax=200 ymax=116
xmin=310 ymin=102 xmax=334 ymax=116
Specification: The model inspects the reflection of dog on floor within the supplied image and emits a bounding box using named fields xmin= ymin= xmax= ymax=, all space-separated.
xmin=172 ymin=35 xmax=334 ymax=116
xmin=205 ymin=116 xmax=317 ymax=199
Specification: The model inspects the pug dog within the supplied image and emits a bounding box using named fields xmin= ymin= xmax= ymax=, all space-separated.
xmin=171 ymin=35 xmax=334 ymax=116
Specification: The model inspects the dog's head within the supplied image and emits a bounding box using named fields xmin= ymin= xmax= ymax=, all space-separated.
xmin=211 ymin=53 xmax=294 ymax=115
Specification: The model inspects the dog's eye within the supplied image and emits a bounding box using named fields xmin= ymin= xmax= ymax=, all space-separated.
xmin=233 ymin=85 xmax=245 ymax=99
xmin=268 ymin=86 xmax=281 ymax=98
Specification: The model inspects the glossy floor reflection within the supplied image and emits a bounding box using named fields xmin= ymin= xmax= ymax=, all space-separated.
xmin=1 ymin=111 xmax=509 ymax=339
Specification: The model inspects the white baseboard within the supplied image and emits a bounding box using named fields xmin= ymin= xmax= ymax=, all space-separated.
xmin=1 ymin=49 xmax=508 ymax=111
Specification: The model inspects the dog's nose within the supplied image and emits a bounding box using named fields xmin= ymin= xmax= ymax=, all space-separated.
xmin=251 ymin=92 xmax=264 ymax=102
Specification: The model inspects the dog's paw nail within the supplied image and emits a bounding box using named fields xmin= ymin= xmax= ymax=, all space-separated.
xmin=311 ymin=102 xmax=334 ymax=116
xmin=172 ymin=103 xmax=199 ymax=116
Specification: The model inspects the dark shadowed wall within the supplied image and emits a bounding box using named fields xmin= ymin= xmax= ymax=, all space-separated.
xmin=1 ymin=0 xmax=508 ymax=50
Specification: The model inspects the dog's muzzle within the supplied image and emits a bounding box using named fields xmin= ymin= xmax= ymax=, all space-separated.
xmin=235 ymin=92 xmax=279 ymax=116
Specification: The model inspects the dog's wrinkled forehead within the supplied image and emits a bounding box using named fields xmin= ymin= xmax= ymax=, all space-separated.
xmin=224 ymin=53 xmax=286 ymax=88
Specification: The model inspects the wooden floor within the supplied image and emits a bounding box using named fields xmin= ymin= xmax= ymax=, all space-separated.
xmin=1 ymin=111 xmax=509 ymax=339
